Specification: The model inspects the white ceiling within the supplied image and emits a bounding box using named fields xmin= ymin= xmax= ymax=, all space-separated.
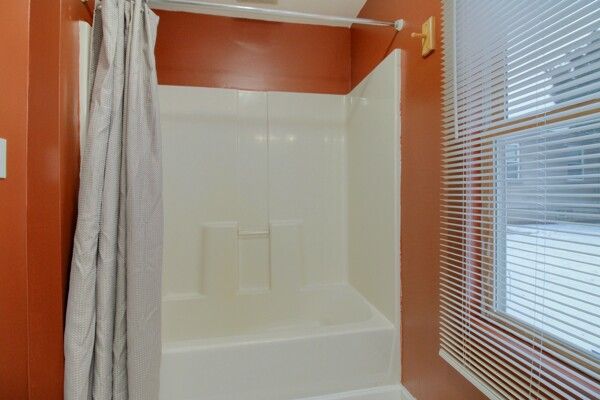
xmin=150 ymin=0 xmax=369 ymax=27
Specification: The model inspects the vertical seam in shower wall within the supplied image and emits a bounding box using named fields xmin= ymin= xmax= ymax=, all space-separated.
xmin=266 ymin=91 xmax=272 ymax=291
xmin=236 ymin=90 xmax=272 ymax=294
xmin=341 ymin=93 xmax=350 ymax=285
xmin=235 ymin=91 xmax=241 ymax=294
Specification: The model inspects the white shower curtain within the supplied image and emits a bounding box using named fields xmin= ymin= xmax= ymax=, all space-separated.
xmin=64 ymin=0 xmax=162 ymax=399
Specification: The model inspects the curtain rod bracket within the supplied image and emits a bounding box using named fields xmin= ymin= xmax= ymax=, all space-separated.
xmin=394 ymin=19 xmax=405 ymax=32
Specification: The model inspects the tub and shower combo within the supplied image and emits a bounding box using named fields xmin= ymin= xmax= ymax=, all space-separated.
xmin=159 ymin=51 xmax=402 ymax=400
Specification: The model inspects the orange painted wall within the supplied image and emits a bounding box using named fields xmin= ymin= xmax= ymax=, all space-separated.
xmin=0 ymin=0 xmax=90 ymax=398
xmin=26 ymin=0 xmax=90 ymax=398
xmin=0 ymin=2 xmax=31 ymax=397
xmin=1 ymin=1 xmax=486 ymax=398
xmin=351 ymin=1 xmax=485 ymax=399
xmin=154 ymin=10 xmax=351 ymax=94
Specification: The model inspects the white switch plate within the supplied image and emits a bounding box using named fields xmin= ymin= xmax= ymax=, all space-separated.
xmin=0 ymin=138 xmax=6 ymax=179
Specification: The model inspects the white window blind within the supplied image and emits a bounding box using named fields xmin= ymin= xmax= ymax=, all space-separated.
xmin=440 ymin=1 xmax=600 ymax=399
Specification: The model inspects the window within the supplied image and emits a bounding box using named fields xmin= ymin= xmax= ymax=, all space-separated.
xmin=441 ymin=1 xmax=600 ymax=399
xmin=494 ymin=123 xmax=600 ymax=357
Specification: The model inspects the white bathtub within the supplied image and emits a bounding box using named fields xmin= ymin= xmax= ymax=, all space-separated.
xmin=158 ymin=51 xmax=402 ymax=400
xmin=160 ymin=285 xmax=396 ymax=400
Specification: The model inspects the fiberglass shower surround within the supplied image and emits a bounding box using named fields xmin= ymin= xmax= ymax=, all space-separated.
xmin=159 ymin=51 xmax=402 ymax=400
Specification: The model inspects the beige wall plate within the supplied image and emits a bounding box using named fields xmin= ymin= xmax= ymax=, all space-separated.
xmin=411 ymin=16 xmax=435 ymax=57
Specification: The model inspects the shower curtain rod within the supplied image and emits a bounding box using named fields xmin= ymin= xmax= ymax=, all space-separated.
xmin=150 ymin=0 xmax=406 ymax=31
